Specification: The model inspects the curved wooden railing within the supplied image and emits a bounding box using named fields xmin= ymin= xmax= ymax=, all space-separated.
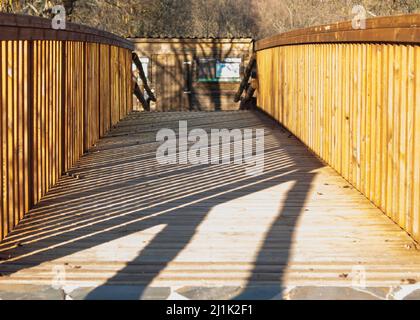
xmin=255 ymin=14 xmax=420 ymax=242
xmin=0 ymin=13 xmax=134 ymax=240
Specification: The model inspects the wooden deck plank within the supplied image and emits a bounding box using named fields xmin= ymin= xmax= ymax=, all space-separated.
xmin=0 ymin=110 xmax=420 ymax=293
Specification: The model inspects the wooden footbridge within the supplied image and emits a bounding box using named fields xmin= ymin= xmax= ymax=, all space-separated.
xmin=0 ymin=13 xmax=420 ymax=300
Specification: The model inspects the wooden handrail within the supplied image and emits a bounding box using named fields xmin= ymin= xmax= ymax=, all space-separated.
xmin=256 ymin=14 xmax=420 ymax=51
xmin=0 ymin=12 xmax=133 ymax=50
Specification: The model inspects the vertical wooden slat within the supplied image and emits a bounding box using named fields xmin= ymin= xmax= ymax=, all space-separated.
xmin=412 ymin=47 xmax=420 ymax=240
xmin=392 ymin=46 xmax=401 ymax=223
xmin=15 ymin=41 xmax=22 ymax=225
xmin=33 ymin=41 xmax=39 ymax=205
xmin=399 ymin=45 xmax=408 ymax=229
xmin=7 ymin=41 xmax=14 ymax=234
xmin=61 ymin=41 xmax=67 ymax=174
xmin=371 ymin=45 xmax=378 ymax=205
xmin=364 ymin=44 xmax=371 ymax=199
xmin=406 ymin=45 xmax=415 ymax=235
xmin=46 ymin=41 xmax=51 ymax=194
xmin=381 ymin=45 xmax=389 ymax=213
xmin=41 ymin=41 xmax=46 ymax=199
xmin=0 ymin=41 xmax=6 ymax=239
xmin=84 ymin=42 xmax=89 ymax=151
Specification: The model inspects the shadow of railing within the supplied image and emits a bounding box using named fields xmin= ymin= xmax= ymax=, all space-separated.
xmin=0 ymin=110 xmax=321 ymax=299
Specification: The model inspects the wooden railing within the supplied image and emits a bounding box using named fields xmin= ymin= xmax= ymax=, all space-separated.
xmin=255 ymin=14 xmax=420 ymax=242
xmin=0 ymin=13 xmax=134 ymax=240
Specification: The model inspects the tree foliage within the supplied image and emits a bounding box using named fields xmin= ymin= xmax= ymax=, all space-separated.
xmin=1 ymin=0 xmax=420 ymax=39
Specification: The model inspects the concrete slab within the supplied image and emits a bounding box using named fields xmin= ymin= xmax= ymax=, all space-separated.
xmin=67 ymin=286 xmax=170 ymax=300
xmin=0 ymin=284 xmax=64 ymax=300
xmin=404 ymin=290 xmax=420 ymax=300
xmin=234 ymin=286 xmax=284 ymax=300
xmin=285 ymin=287 xmax=390 ymax=300
xmin=176 ymin=286 xmax=243 ymax=300
xmin=1 ymin=284 xmax=420 ymax=300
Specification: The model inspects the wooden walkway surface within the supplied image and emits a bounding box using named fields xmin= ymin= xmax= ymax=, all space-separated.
xmin=1 ymin=111 xmax=420 ymax=299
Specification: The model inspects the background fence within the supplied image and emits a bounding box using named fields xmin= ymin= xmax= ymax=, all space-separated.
xmin=255 ymin=14 xmax=420 ymax=242
xmin=0 ymin=13 xmax=133 ymax=240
